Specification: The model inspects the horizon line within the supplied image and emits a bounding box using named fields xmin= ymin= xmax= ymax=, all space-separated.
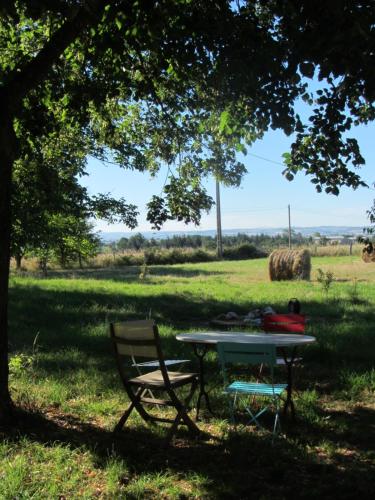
xmin=98 ymin=224 xmax=365 ymax=234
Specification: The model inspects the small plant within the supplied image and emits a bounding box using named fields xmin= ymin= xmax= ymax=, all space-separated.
xmin=348 ymin=277 xmax=360 ymax=304
xmin=9 ymin=332 xmax=40 ymax=378
xmin=316 ymin=268 xmax=334 ymax=293
xmin=139 ymin=262 xmax=149 ymax=280
xmin=9 ymin=353 xmax=33 ymax=377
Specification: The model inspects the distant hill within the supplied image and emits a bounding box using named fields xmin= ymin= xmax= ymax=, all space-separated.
xmin=99 ymin=226 xmax=364 ymax=242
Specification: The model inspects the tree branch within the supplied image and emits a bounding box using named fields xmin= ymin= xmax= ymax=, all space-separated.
xmin=1 ymin=0 xmax=112 ymax=112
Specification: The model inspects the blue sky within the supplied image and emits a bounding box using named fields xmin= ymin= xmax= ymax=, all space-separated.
xmin=81 ymin=120 xmax=375 ymax=234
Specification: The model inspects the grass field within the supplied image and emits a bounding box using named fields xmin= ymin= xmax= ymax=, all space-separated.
xmin=2 ymin=256 xmax=375 ymax=498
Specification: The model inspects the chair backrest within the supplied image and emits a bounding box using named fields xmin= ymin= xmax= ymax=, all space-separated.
xmin=109 ymin=320 xmax=169 ymax=385
xmin=217 ymin=342 xmax=277 ymax=383
xmin=110 ymin=320 xmax=160 ymax=359
xmin=262 ymin=313 xmax=306 ymax=333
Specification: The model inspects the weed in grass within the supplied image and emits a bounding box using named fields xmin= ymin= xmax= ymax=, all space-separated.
xmin=9 ymin=332 xmax=40 ymax=378
xmin=347 ymin=277 xmax=361 ymax=304
xmin=338 ymin=369 xmax=375 ymax=401
xmin=316 ymin=268 xmax=335 ymax=294
xmin=296 ymin=389 xmax=320 ymax=423
xmin=103 ymin=458 xmax=131 ymax=496
xmin=9 ymin=352 xmax=33 ymax=377
xmin=139 ymin=262 xmax=149 ymax=280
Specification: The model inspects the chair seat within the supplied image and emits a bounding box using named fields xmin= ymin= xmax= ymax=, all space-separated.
xmin=226 ymin=381 xmax=287 ymax=396
xmin=129 ymin=370 xmax=198 ymax=388
xmin=132 ymin=359 xmax=190 ymax=368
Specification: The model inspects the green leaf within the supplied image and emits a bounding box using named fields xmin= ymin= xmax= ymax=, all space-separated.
xmin=219 ymin=110 xmax=230 ymax=133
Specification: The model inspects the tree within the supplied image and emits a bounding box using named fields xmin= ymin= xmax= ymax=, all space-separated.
xmin=44 ymin=214 xmax=100 ymax=269
xmin=11 ymin=130 xmax=139 ymax=269
xmin=10 ymin=122 xmax=94 ymax=269
xmin=117 ymin=238 xmax=129 ymax=252
xmin=128 ymin=233 xmax=148 ymax=252
xmin=1 ymin=1 xmax=375 ymax=423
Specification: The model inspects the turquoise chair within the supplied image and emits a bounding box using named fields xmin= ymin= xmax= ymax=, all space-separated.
xmin=217 ymin=342 xmax=287 ymax=437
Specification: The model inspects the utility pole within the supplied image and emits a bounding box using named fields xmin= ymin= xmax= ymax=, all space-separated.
xmin=288 ymin=204 xmax=292 ymax=249
xmin=216 ymin=179 xmax=223 ymax=258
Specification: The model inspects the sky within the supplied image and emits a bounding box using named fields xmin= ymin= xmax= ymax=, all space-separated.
xmin=81 ymin=116 xmax=375 ymax=235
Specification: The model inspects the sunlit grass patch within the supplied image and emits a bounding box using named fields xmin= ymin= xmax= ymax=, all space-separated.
xmin=0 ymin=439 xmax=111 ymax=498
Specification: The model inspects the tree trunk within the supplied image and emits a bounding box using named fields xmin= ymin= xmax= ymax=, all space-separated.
xmin=15 ymin=254 xmax=22 ymax=270
xmin=59 ymin=247 xmax=66 ymax=268
xmin=0 ymin=111 xmax=17 ymax=423
xmin=0 ymin=1 xmax=111 ymax=426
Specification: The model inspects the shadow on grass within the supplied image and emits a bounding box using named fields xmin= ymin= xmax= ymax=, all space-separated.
xmin=7 ymin=283 xmax=375 ymax=405
xmin=8 ymin=284 xmax=375 ymax=365
xmin=2 ymin=403 xmax=374 ymax=498
xmin=292 ymin=403 xmax=375 ymax=455
xmin=25 ymin=265 xmax=225 ymax=282
xmin=8 ymin=283 xmax=246 ymax=352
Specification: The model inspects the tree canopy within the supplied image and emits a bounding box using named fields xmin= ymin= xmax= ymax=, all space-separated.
xmin=1 ymin=0 xmax=375 ymax=420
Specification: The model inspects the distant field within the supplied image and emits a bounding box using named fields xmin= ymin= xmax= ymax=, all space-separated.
xmin=10 ymin=243 xmax=365 ymax=271
xmin=2 ymin=255 xmax=375 ymax=498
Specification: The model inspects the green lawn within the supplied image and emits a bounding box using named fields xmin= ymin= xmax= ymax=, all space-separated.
xmin=2 ymin=256 xmax=375 ymax=498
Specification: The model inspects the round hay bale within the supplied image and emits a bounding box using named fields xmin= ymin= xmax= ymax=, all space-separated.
xmin=362 ymin=246 xmax=375 ymax=263
xmin=269 ymin=249 xmax=311 ymax=281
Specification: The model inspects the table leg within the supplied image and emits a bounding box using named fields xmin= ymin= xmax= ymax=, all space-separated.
xmin=280 ymin=346 xmax=296 ymax=419
xmin=193 ymin=343 xmax=214 ymax=421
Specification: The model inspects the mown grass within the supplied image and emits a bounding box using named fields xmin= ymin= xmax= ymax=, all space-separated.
xmin=2 ymin=256 xmax=375 ymax=498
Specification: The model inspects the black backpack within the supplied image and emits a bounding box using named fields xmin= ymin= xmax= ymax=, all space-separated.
xmin=288 ymin=298 xmax=301 ymax=314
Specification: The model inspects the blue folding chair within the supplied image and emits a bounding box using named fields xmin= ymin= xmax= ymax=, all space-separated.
xmin=217 ymin=342 xmax=287 ymax=437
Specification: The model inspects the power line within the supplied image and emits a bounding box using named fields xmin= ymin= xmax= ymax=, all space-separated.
xmin=220 ymin=207 xmax=285 ymax=213
xmin=247 ymin=152 xmax=285 ymax=167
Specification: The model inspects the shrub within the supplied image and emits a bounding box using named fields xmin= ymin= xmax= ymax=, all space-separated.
xmin=144 ymin=248 xmax=215 ymax=265
xmin=223 ymin=243 xmax=265 ymax=260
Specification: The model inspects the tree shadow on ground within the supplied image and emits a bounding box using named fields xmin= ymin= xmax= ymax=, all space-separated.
xmin=287 ymin=403 xmax=375 ymax=456
xmin=26 ymin=265 xmax=225 ymax=282
xmin=2 ymin=403 xmax=374 ymax=499
xmin=8 ymin=285 xmax=375 ymax=382
xmin=8 ymin=283 xmax=248 ymax=350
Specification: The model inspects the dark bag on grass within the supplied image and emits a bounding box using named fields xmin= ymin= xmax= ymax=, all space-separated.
xmin=288 ymin=298 xmax=301 ymax=314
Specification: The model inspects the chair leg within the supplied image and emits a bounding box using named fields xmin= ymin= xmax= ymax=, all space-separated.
xmin=273 ymin=412 xmax=281 ymax=436
xmin=114 ymin=388 xmax=142 ymax=432
xmin=176 ymin=380 xmax=200 ymax=435
xmin=115 ymin=387 xmax=155 ymax=432
xmin=231 ymin=393 xmax=237 ymax=425
xmin=165 ymin=406 xmax=196 ymax=443
xmin=272 ymin=401 xmax=282 ymax=443
xmin=165 ymin=381 xmax=200 ymax=441
xmin=245 ymin=405 xmax=268 ymax=429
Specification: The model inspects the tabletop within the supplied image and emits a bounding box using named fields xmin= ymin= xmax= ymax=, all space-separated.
xmin=176 ymin=331 xmax=316 ymax=347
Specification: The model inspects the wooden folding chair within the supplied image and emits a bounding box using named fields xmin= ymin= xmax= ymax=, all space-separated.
xmin=109 ymin=320 xmax=200 ymax=442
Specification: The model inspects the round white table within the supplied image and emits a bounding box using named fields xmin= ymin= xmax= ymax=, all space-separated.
xmin=177 ymin=331 xmax=315 ymax=346
xmin=176 ymin=331 xmax=316 ymax=420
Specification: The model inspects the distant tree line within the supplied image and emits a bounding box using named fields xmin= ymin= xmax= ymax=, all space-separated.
xmin=16 ymin=228 xmax=357 ymax=272
xmin=104 ymin=230 xmax=314 ymax=254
